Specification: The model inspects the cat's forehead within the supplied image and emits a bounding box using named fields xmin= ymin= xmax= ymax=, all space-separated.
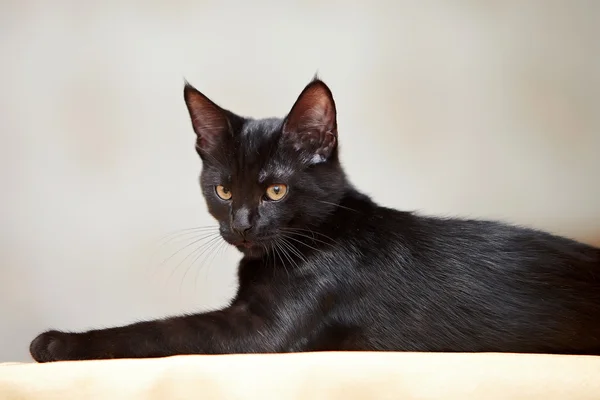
xmin=239 ymin=118 xmax=282 ymax=145
xmin=227 ymin=117 xmax=293 ymax=181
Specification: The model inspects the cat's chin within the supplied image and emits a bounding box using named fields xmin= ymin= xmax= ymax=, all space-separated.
xmin=234 ymin=243 xmax=266 ymax=259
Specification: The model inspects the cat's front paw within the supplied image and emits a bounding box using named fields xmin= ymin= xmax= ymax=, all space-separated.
xmin=30 ymin=330 xmax=75 ymax=362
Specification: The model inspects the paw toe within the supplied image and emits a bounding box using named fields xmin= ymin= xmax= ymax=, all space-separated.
xmin=30 ymin=330 xmax=66 ymax=362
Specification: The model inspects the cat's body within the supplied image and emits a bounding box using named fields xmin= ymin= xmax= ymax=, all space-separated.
xmin=288 ymin=193 xmax=600 ymax=354
xmin=30 ymin=78 xmax=600 ymax=362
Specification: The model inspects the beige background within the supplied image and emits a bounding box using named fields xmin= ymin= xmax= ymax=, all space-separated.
xmin=1 ymin=1 xmax=599 ymax=362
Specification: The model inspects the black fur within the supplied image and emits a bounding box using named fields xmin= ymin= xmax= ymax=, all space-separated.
xmin=29 ymin=78 xmax=600 ymax=362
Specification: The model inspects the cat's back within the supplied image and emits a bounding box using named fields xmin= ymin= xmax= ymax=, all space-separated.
xmin=325 ymin=196 xmax=600 ymax=353
xmin=355 ymin=202 xmax=600 ymax=275
xmin=330 ymin=192 xmax=600 ymax=279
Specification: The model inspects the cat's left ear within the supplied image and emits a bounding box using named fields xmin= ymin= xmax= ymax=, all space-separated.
xmin=282 ymin=79 xmax=338 ymax=164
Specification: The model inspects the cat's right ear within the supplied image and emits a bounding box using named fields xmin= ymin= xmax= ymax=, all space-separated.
xmin=183 ymin=82 xmax=230 ymax=152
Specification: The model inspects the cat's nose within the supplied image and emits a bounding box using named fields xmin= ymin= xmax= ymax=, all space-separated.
xmin=231 ymin=223 xmax=253 ymax=237
xmin=231 ymin=207 xmax=254 ymax=237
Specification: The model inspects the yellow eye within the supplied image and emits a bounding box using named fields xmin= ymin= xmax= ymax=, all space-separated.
xmin=215 ymin=185 xmax=232 ymax=200
xmin=265 ymin=184 xmax=288 ymax=201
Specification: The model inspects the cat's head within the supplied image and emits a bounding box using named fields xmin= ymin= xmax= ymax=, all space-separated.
xmin=183 ymin=78 xmax=347 ymax=258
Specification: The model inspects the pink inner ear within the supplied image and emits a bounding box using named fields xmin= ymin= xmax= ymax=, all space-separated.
xmin=284 ymin=82 xmax=337 ymax=136
xmin=184 ymin=86 xmax=229 ymax=149
xmin=281 ymin=81 xmax=338 ymax=163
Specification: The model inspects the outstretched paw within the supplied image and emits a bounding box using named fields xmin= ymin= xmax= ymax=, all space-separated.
xmin=29 ymin=330 xmax=72 ymax=362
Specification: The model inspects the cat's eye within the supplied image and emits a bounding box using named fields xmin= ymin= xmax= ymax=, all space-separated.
xmin=215 ymin=185 xmax=232 ymax=200
xmin=265 ymin=184 xmax=288 ymax=201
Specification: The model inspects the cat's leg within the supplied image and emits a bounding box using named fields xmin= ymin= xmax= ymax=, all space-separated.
xmin=29 ymin=294 xmax=322 ymax=362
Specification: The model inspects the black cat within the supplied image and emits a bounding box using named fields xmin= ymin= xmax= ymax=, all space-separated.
xmin=30 ymin=78 xmax=600 ymax=362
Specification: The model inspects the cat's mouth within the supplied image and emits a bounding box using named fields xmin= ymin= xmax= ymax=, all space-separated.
xmin=232 ymin=240 xmax=266 ymax=259
xmin=223 ymin=234 xmax=278 ymax=257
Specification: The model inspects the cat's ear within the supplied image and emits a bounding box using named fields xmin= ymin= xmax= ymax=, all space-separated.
xmin=183 ymin=82 xmax=230 ymax=152
xmin=282 ymin=79 xmax=338 ymax=164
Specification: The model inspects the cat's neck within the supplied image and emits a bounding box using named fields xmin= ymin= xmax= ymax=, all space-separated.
xmin=317 ymin=186 xmax=376 ymax=231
